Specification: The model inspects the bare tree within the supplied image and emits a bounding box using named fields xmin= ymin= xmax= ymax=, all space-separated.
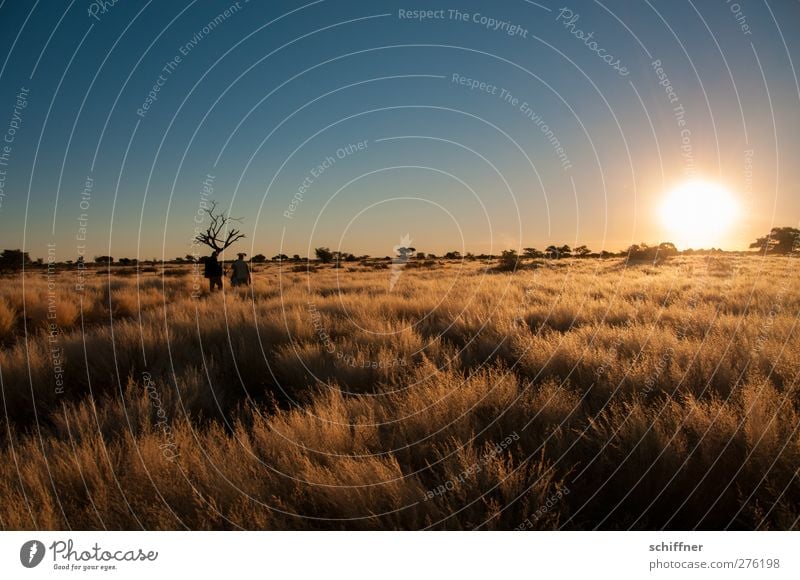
xmin=194 ymin=201 xmax=246 ymax=253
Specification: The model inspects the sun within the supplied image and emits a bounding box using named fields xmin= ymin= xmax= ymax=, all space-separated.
xmin=658 ymin=180 xmax=739 ymax=249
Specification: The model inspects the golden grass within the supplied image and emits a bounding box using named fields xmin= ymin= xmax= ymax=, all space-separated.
xmin=0 ymin=256 xmax=798 ymax=529
xmin=0 ymin=298 xmax=16 ymax=341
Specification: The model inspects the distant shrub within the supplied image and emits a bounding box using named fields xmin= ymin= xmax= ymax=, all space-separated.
xmin=315 ymin=247 xmax=333 ymax=263
xmin=161 ymin=268 xmax=187 ymax=277
xmin=494 ymin=249 xmax=520 ymax=271
xmin=112 ymin=268 xmax=139 ymax=277
xmin=405 ymin=259 xmax=438 ymax=269
xmin=625 ymin=242 xmax=677 ymax=264
xmin=293 ymin=264 xmax=317 ymax=273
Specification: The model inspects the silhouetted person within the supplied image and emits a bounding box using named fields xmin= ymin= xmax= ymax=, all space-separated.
xmin=230 ymin=252 xmax=250 ymax=287
xmin=204 ymin=250 xmax=223 ymax=291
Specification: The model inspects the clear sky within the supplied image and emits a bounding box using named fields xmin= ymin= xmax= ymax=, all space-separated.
xmin=0 ymin=0 xmax=798 ymax=260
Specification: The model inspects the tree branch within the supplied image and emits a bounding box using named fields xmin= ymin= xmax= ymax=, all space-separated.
xmin=194 ymin=200 xmax=246 ymax=252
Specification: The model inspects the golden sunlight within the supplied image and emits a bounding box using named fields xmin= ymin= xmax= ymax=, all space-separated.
xmin=658 ymin=180 xmax=739 ymax=249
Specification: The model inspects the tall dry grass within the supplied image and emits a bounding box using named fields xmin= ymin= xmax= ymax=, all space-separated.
xmin=0 ymin=256 xmax=798 ymax=529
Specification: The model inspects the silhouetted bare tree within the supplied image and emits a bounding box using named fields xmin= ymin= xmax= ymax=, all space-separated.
xmin=194 ymin=201 xmax=245 ymax=253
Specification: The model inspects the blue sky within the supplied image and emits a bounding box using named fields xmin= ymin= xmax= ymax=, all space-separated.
xmin=0 ymin=0 xmax=798 ymax=260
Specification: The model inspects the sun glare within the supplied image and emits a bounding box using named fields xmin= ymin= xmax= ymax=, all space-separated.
xmin=659 ymin=180 xmax=739 ymax=249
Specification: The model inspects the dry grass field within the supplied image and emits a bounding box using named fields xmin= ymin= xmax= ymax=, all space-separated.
xmin=0 ymin=255 xmax=798 ymax=530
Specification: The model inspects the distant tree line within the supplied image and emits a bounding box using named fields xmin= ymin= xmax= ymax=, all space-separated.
xmin=2 ymin=227 xmax=797 ymax=272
